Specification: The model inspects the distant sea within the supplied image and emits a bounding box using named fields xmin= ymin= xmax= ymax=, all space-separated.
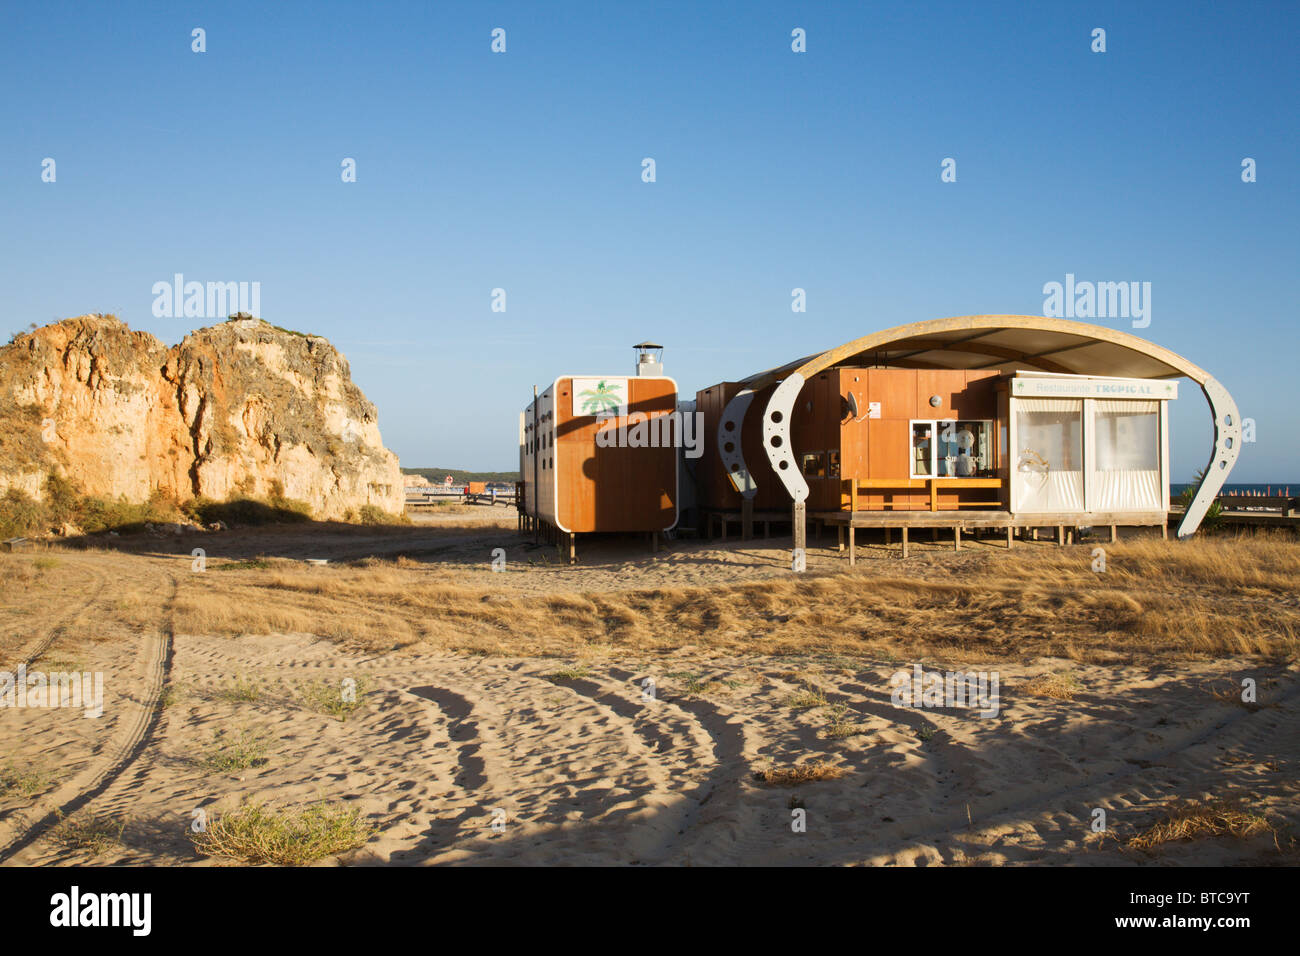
xmin=1172 ymin=482 xmax=1296 ymax=496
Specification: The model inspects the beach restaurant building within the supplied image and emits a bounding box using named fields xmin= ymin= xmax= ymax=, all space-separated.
xmin=521 ymin=316 xmax=1240 ymax=561
xmin=697 ymin=314 xmax=1239 ymax=560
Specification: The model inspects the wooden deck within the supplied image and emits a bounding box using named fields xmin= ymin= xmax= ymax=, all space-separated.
xmin=813 ymin=509 xmax=1169 ymax=563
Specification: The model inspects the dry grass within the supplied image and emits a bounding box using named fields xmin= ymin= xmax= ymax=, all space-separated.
xmin=296 ymin=676 xmax=372 ymax=720
xmin=1127 ymin=799 xmax=1282 ymax=850
xmin=48 ymin=809 xmax=126 ymax=855
xmin=0 ymin=762 xmax=51 ymax=800
xmin=17 ymin=530 xmax=1300 ymax=669
xmin=190 ymin=800 xmax=372 ymax=864
xmin=199 ymin=728 xmax=271 ymax=774
xmin=754 ymin=761 xmax=847 ymax=786
xmin=1021 ymin=671 xmax=1083 ymax=700
xmin=157 ymin=532 xmax=1300 ymax=664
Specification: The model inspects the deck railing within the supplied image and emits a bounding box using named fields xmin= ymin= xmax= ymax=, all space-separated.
xmin=841 ymin=477 xmax=1004 ymax=513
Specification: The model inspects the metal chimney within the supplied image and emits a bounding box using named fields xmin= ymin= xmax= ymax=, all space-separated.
xmin=634 ymin=341 xmax=664 ymax=377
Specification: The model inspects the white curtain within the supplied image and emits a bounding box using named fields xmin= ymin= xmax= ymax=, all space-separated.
xmin=1014 ymin=399 xmax=1084 ymax=513
xmin=1092 ymin=400 xmax=1160 ymax=511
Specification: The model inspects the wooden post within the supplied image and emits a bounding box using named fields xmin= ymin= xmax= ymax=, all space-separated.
xmin=1110 ymin=525 xmax=1117 ymax=543
xmin=885 ymin=527 xmax=891 ymax=544
xmin=793 ymin=501 xmax=807 ymax=568
xmin=848 ymin=522 xmax=856 ymax=566
xmin=837 ymin=524 xmax=844 ymax=552
xmin=532 ymin=386 xmax=540 ymax=546
xmin=742 ymin=496 xmax=753 ymax=541
xmin=1057 ymin=525 xmax=1065 ymax=546
xmin=954 ymin=526 xmax=961 ymax=552
xmin=931 ymin=527 xmax=938 ymax=542
xmin=1006 ymin=526 xmax=1014 ymax=550
xmin=568 ymin=532 xmax=576 ymax=564
xmin=901 ymin=526 xmax=909 ymax=559
xmin=1031 ymin=528 xmax=1038 ymax=542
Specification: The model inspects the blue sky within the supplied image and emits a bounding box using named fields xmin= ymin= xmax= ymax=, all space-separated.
xmin=2 ymin=1 xmax=1296 ymax=481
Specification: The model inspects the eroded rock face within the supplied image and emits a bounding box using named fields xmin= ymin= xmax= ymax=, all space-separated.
xmin=0 ymin=314 xmax=402 ymax=519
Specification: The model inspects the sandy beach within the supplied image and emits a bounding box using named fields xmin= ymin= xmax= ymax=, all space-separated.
xmin=1 ymin=510 xmax=1296 ymax=866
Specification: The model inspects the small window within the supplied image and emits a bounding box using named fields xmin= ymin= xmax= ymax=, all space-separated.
xmin=828 ymin=449 xmax=841 ymax=479
xmin=911 ymin=422 xmax=934 ymax=477
xmin=801 ymin=452 xmax=826 ymax=478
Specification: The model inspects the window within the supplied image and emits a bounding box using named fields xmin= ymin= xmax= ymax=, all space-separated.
xmin=1012 ymin=399 xmax=1084 ymax=512
xmin=1092 ymin=400 xmax=1161 ymax=511
xmin=936 ymin=420 xmax=993 ymax=477
xmin=911 ymin=422 xmax=934 ymax=477
xmin=828 ymin=449 xmax=841 ymax=479
xmin=801 ymin=451 xmax=826 ymax=478
xmin=912 ymin=420 xmax=993 ymax=478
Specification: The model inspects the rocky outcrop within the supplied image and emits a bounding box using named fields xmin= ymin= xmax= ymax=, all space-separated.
xmin=0 ymin=314 xmax=402 ymax=519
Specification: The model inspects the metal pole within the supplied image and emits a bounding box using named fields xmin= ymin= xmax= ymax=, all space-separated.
xmin=532 ymin=385 xmax=540 ymax=545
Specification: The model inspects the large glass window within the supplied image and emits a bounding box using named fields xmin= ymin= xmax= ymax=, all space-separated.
xmin=1092 ymin=399 xmax=1161 ymax=510
xmin=1013 ymin=399 xmax=1084 ymax=512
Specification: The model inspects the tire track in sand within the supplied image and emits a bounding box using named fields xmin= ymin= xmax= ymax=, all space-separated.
xmin=0 ymin=569 xmax=175 ymax=862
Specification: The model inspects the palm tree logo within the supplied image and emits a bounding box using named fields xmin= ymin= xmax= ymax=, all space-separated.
xmin=578 ymin=380 xmax=624 ymax=415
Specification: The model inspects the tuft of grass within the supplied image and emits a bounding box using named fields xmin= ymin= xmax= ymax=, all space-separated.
xmin=666 ymin=671 xmax=715 ymax=698
xmin=754 ymin=761 xmax=846 ymax=787
xmin=0 ymin=762 xmax=51 ymax=800
xmin=199 ymin=728 xmax=271 ymax=773
xmin=216 ymin=674 xmax=261 ymax=702
xmin=1021 ymin=671 xmax=1082 ymax=700
xmin=916 ymin=722 xmax=939 ymax=742
xmin=543 ymin=663 xmax=591 ymax=683
xmin=216 ymin=557 xmax=273 ymax=572
xmin=32 ymin=556 xmax=60 ymax=570
xmin=49 ymin=809 xmax=126 ymax=855
xmin=824 ymin=703 xmax=867 ymax=739
xmin=784 ymin=684 xmax=829 ymax=711
xmin=1127 ymin=799 xmax=1280 ymax=850
xmin=1208 ymin=681 xmax=1262 ymax=711
xmin=190 ymin=800 xmax=372 ymax=865
xmin=296 ymin=677 xmax=371 ymax=720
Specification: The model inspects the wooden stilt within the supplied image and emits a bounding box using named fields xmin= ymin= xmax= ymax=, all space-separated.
xmin=1006 ymin=526 xmax=1014 ymax=549
xmin=1110 ymin=524 xmax=1118 ymax=543
xmin=848 ymin=524 xmax=856 ymax=566
xmin=954 ymin=526 xmax=961 ymax=552
xmin=837 ymin=524 xmax=844 ymax=552
xmin=885 ymin=527 xmax=891 ymax=544
xmin=1057 ymin=525 xmax=1065 ymax=546
xmin=901 ymin=526 xmax=909 ymax=559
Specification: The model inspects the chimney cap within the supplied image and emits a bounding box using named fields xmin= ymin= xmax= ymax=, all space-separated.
xmin=634 ymin=341 xmax=663 ymax=349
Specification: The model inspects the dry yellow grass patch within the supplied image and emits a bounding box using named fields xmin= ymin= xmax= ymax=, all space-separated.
xmin=20 ymin=530 xmax=1300 ymax=667
xmin=1127 ymin=799 xmax=1282 ymax=850
xmin=754 ymin=761 xmax=846 ymax=786
xmin=1021 ymin=671 xmax=1082 ymax=700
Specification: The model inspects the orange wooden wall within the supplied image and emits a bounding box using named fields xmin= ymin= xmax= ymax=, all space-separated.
xmin=550 ymin=376 xmax=678 ymax=532
xmin=695 ymin=368 xmax=1003 ymax=513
